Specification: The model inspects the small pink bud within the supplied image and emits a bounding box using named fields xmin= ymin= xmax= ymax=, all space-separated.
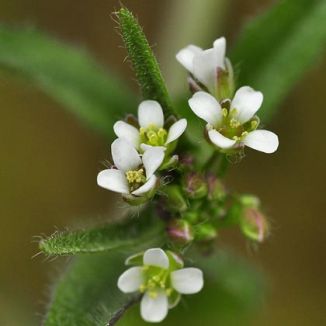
xmin=240 ymin=207 xmax=269 ymax=243
xmin=207 ymin=174 xmax=226 ymax=201
xmin=183 ymin=172 xmax=208 ymax=199
xmin=167 ymin=219 xmax=194 ymax=244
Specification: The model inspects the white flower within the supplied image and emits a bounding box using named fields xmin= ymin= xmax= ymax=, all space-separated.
xmin=188 ymin=87 xmax=279 ymax=154
xmin=176 ymin=37 xmax=233 ymax=97
xmin=97 ymin=138 xmax=164 ymax=200
xmin=118 ymin=248 xmax=204 ymax=323
xmin=113 ymin=100 xmax=187 ymax=152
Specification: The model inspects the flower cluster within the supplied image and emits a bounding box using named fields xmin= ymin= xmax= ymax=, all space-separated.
xmin=97 ymin=36 xmax=279 ymax=323
xmin=177 ymin=37 xmax=279 ymax=154
xmin=97 ymin=101 xmax=187 ymax=205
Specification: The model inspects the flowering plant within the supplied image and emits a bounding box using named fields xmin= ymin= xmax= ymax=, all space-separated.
xmin=1 ymin=1 xmax=322 ymax=325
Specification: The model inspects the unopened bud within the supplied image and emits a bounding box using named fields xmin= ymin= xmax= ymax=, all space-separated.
xmin=183 ymin=172 xmax=208 ymax=199
xmin=167 ymin=219 xmax=194 ymax=244
xmin=207 ymin=174 xmax=226 ymax=201
xmin=240 ymin=207 xmax=269 ymax=242
xmin=239 ymin=194 xmax=260 ymax=208
xmin=195 ymin=223 xmax=217 ymax=242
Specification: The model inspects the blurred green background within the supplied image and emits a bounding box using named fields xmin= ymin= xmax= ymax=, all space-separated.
xmin=0 ymin=0 xmax=325 ymax=325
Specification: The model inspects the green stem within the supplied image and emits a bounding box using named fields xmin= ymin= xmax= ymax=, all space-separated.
xmin=202 ymin=151 xmax=229 ymax=177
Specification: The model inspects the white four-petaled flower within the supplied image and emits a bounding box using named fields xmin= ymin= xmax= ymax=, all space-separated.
xmin=188 ymin=87 xmax=279 ymax=153
xmin=114 ymin=100 xmax=187 ymax=152
xmin=97 ymin=138 xmax=164 ymax=198
xmin=176 ymin=37 xmax=232 ymax=97
xmin=118 ymin=248 xmax=204 ymax=323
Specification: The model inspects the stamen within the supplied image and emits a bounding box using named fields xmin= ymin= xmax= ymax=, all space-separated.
xmin=140 ymin=125 xmax=167 ymax=146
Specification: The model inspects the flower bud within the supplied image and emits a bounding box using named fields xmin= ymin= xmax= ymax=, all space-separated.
xmin=195 ymin=223 xmax=217 ymax=242
xmin=167 ymin=219 xmax=194 ymax=244
xmin=183 ymin=172 xmax=208 ymax=199
xmin=240 ymin=207 xmax=269 ymax=242
xmin=239 ymin=194 xmax=260 ymax=209
xmin=207 ymin=174 xmax=226 ymax=201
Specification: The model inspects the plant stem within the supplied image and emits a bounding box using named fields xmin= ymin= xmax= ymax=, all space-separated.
xmin=107 ymin=294 xmax=142 ymax=326
xmin=203 ymin=151 xmax=229 ymax=177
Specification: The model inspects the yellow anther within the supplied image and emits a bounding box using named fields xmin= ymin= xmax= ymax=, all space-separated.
xmin=139 ymin=284 xmax=146 ymax=293
xmin=222 ymin=108 xmax=228 ymax=117
xmin=149 ymin=291 xmax=158 ymax=299
xmin=126 ymin=169 xmax=146 ymax=184
xmin=241 ymin=131 xmax=249 ymax=138
xmin=251 ymin=120 xmax=258 ymax=129
xmin=230 ymin=118 xmax=240 ymax=128
xmin=165 ymin=288 xmax=173 ymax=296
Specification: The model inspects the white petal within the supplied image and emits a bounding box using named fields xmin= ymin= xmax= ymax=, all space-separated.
xmin=143 ymin=248 xmax=169 ymax=269
xmin=111 ymin=138 xmax=141 ymax=172
xmin=131 ymin=175 xmax=157 ymax=196
xmin=231 ymin=86 xmax=263 ymax=124
xmin=141 ymin=291 xmax=168 ymax=323
xmin=243 ymin=130 xmax=279 ymax=153
xmin=208 ymin=129 xmax=236 ymax=149
xmin=193 ymin=48 xmax=218 ymax=92
xmin=142 ymin=147 xmax=165 ymax=178
xmin=166 ymin=119 xmax=187 ymax=145
xmin=140 ymin=143 xmax=166 ymax=152
xmin=171 ymin=268 xmax=204 ymax=294
xmin=176 ymin=45 xmax=202 ymax=74
xmin=117 ymin=267 xmax=144 ymax=293
xmin=188 ymin=91 xmax=222 ymax=126
xmin=138 ymin=100 xmax=164 ymax=128
xmin=213 ymin=37 xmax=226 ymax=69
xmin=97 ymin=169 xmax=129 ymax=194
xmin=113 ymin=121 xmax=140 ymax=149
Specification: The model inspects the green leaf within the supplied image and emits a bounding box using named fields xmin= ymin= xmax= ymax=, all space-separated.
xmin=230 ymin=0 xmax=326 ymax=121
xmin=0 ymin=26 xmax=135 ymax=138
xmin=116 ymin=8 xmax=173 ymax=116
xmin=44 ymin=252 xmax=139 ymax=326
xmin=40 ymin=213 xmax=165 ymax=256
xmin=119 ymin=249 xmax=265 ymax=326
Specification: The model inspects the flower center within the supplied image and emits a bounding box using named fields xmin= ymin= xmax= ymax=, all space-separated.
xmin=140 ymin=125 xmax=167 ymax=147
xmin=216 ymin=105 xmax=259 ymax=141
xmin=125 ymin=168 xmax=146 ymax=192
xmin=139 ymin=266 xmax=174 ymax=298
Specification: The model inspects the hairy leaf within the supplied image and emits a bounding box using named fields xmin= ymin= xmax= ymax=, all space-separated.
xmin=40 ymin=213 xmax=165 ymax=256
xmin=230 ymin=0 xmax=326 ymax=120
xmin=116 ymin=8 xmax=173 ymax=116
xmin=44 ymin=252 xmax=138 ymax=326
xmin=0 ymin=26 xmax=135 ymax=138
